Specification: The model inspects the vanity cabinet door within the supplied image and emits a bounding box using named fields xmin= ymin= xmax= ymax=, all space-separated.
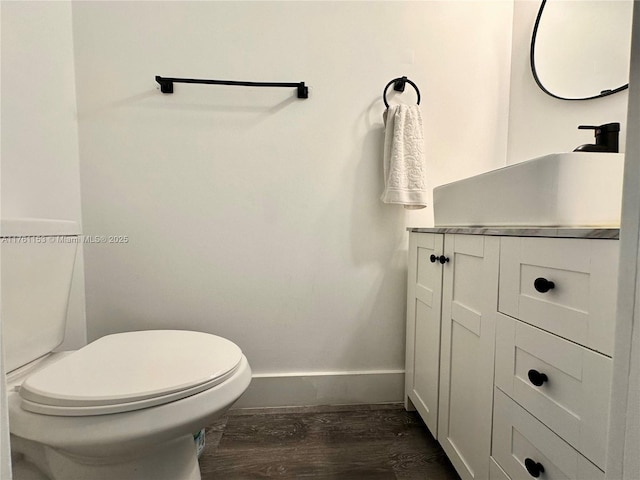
xmin=438 ymin=234 xmax=500 ymax=480
xmin=405 ymin=232 xmax=444 ymax=437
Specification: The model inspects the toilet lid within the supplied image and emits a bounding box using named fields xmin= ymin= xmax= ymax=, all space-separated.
xmin=19 ymin=330 xmax=243 ymax=416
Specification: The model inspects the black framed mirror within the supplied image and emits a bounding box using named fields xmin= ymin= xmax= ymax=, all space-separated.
xmin=530 ymin=0 xmax=632 ymax=101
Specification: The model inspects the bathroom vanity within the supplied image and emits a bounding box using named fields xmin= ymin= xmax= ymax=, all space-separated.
xmin=405 ymin=227 xmax=618 ymax=480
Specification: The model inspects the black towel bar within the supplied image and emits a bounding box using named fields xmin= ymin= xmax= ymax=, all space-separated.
xmin=383 ymin=76 xmax=421 ymax=109
xmin=155 ymin=76 xmax=309 ymax=99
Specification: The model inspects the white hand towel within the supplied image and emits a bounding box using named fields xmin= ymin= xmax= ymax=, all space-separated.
xmin=380 ymin=105 xmax=427 ymax=209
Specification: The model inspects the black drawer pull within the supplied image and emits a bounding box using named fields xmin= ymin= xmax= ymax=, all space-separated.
xmin=524 ymin=458 xmax=545 ymax=478
xmin=430 ymin=254 xmax=438 ymax=263
xmin=528 ymin=369 xmax=549 ymax=387
xmin=534 ymin=277 xmax=555 ymax=293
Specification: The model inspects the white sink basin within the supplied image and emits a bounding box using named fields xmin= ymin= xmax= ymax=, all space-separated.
xmin=433 ymin=153 xmax=624 ymax=227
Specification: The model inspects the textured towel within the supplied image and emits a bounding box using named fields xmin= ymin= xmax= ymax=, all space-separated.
xmin=380 ymin=105 xmax=427 ymax=209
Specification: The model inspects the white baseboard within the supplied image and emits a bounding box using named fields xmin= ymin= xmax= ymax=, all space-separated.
xmin=231 ymin=370 xmax=405 ymax=409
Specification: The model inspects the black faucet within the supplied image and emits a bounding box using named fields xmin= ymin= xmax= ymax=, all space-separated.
xmin=573 ymin=122 xmax=620 ymax=153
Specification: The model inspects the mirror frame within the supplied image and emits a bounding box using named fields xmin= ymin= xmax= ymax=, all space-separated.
xmin=530 ymin=0 xmax=630 ymax=101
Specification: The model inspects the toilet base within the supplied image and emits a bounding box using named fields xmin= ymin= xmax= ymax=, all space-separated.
xmin=11 ymin=434 xmax=201 ymax=480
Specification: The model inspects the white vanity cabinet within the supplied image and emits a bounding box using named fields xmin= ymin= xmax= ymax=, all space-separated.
xmin=405 ymin=232 xmax=500 ymax=480
xmin=405 ymin=229 xmax=619 ymax=480
xmin=492 ymin=236 xmax=618 ymax=480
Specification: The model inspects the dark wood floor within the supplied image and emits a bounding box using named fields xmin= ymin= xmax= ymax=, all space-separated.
xmin=198 ymin=404 xmax=460 ymax=479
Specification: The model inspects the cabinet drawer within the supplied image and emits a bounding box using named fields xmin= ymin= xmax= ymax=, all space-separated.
xmin=490 ymin=457 xmax=511 ymax=480
xmin=495 ymin=314 xmax=611 ymax=468
xmin=492 ymin=389 xmax=604 ymax=480
xmin=498 ymin=237 xmax=618 ymax=356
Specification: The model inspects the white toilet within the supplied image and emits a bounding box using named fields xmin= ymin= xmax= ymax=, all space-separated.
xmin=2 ymin=218 xmax=252 ymax=480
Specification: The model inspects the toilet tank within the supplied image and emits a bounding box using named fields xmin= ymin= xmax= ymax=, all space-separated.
xmin=1 ymin=218 xmax=80 ymax=373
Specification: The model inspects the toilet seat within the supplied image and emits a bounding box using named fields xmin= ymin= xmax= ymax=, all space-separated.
xmin=19 ymin=330 xmax=243 ymax=416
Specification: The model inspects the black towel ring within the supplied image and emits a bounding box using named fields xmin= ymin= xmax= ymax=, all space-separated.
xmin=383 ymin=76 xmax=421 ymax=109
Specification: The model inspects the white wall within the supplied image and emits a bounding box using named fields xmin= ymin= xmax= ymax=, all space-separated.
xmin=607 ymin=1 xmax=640 ymax=477
xmin=507 ymin=0 xmax=629 ymax=164
xmin=72 ymin=1 xmax=513 ymax=405
xmin=0 ymin=6 xmax=11 ymax=474
xmin=0 ymin=323 xmax=10 ymax=480
xmin=1 ymin=2 xmax=86 ymax=476
xmin=0 ymin=1 xmax=86 ymax=350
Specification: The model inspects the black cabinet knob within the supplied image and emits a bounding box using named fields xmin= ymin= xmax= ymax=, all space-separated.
xmin=534 ymin=277 xmax=555 ymax=293
xmin=524 ymin=458 xmax=545 ymax=478
xmin=429 ymin=255 xmax=449 ymax=264
xmin=528 ymin=369 xmax=549 ymax=387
